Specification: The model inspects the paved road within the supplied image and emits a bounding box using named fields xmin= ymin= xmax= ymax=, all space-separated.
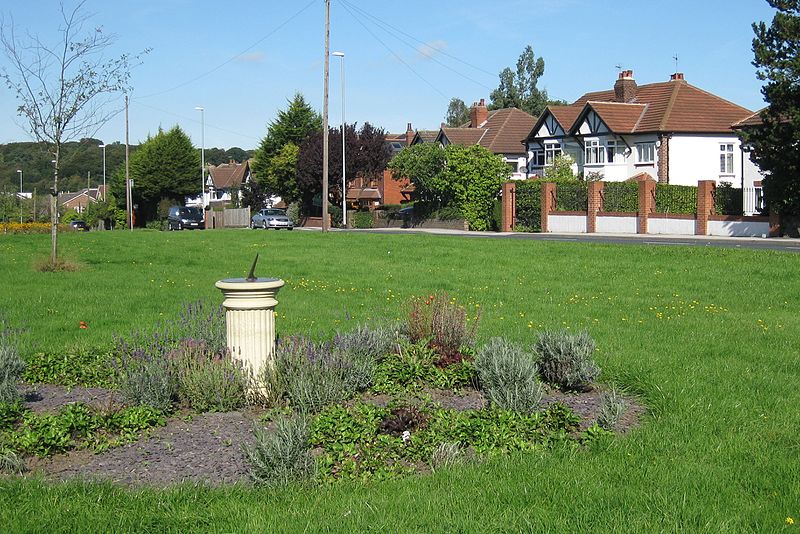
xmin=350 ymin=227 xmax=800 ymax=253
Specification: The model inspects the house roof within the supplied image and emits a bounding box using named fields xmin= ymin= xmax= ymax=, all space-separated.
xmin=733 ymin=109 xmax=766 ymax=128
xmin=411 ymin=130 xmax=439 ymax=144
xmin=439 ymin=107 xmax=536 ymax=154
xmin=58 ymin=187 xmax=104 ymax=205
xmin=568 ymin=77 xmax=752 ymax=134
xmin=346 ymin=187 xmax=382 ymax=201
xmin=577 ymin=102 xmax=648 ymax=134
xmin=208 ymin=160 xmax=250 ymax=189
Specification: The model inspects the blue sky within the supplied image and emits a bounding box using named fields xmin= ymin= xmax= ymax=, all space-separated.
xmin=0 ymin=0 xmax=777 ymax=150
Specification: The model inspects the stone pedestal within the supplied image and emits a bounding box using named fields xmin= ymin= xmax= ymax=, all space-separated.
xmin=215 ymin=277 xmax=284 ymax=390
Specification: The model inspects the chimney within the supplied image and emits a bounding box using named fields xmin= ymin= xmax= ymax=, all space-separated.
xmin=614 ymin=70 xmax=637 ymax=103
xmin=470 ymin=98 xmax=489 ymax=128
xmin=405 ymin=122 xmax=414 ymax=146
xmin=670 ymin=72 xmax=685 ymax=81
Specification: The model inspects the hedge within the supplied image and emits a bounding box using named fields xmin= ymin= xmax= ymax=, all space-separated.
xmin=555 ymin=182 xmax=588 ymax=212
xmin=353 ymin=211 xmax=374 ymax=229
xmin=514 ymin=181 xmax=542 ymax=232
xmin=602 ymin=182 xmax=639 ymax=213
xmin=715 ymin=184 xmax=744 ymax=216
xmin=655 ymin=184 xmax=696 ymax=214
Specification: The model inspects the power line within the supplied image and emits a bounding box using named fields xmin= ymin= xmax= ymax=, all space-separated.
xmin=340 ymin=0 xmax=497 ymax=80
xmin=339 ymin=1 xmax=447 ymax=99
xmin=134 ymin=0 xmax=316 ymax=100
xmin=132 ymin=100 xmax=261 ymax=144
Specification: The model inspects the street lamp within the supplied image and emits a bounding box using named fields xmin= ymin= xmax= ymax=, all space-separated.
xmin=98 ymin=144 xmax=106 ymax=200
xmin=17 ymin=169 xmax=22 ymax=223
xmin=195 ymin=106 xmax=205 ymax=207
xmin=332 ymin=51 xmax=346 ymax=228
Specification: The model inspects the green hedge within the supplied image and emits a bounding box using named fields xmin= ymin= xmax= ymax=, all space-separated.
xmin=514 ymin=181 xmax=542 ymax=232
xmin=353 ymin=211 xmax=374 ymax=229
xmin=715 ymin=184 xmax=744 ymax=216
xmin=655 ymin=184 xmax=697 ymax=214
xmin=602 ymin=182 xmax=639 ymax=213
xmin=555 ymin=182 xmax=588 ymax=212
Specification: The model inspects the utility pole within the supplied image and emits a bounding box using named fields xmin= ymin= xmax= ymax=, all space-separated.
xmin=125 ymin=95 xmax=132 ymax=231
xmin=321 ymin=0 xmax=330 ymax=232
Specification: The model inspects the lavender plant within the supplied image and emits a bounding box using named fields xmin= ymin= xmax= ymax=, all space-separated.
xmin=0 ymin=319 xmax=25 ymax=404
xmin=475 ymin=337 xmax=543 ymax=413
xmin=244 ymin=413 xmax=316 ymax=487
xmin=535 ymin=329 xmax=600 ymax=391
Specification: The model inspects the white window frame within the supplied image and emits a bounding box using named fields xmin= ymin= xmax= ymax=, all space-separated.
xmin=529 ymin=149 xmax=545 ymax=167
xmin=544 ymin=141 xmax=562 ymax=166
xmin=636 ymin=142 xmax=655 ymax=164
xmin=720 ymin=143 xmax=734 ymax=175
xmin=606 ymin=140 xmax=626 ymax=163
xmin=585 ymin=138 xmax=605 ymax=165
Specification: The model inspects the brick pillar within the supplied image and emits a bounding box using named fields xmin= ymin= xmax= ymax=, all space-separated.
xmin=769 ymin=211 xmax=781 ymax=237
xmin=657 ymin=136 xmax=670 ymax=183
xmin=501 ymin=182 xmax=515 ymax=232
xmin=695 ymin=180 xmax=715 ymax=236
xmin=541 ymin=182 xmax=555 ymax=233
xmin=587 ymin=181 xmax=604 ymax=233
xmin=637 ymin=179 xmax=655 ymax=234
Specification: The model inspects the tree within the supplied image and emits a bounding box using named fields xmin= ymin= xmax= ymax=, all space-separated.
xmin=1 ymin=1 xmax=147 ymax=264
xmin=743 ymin=0 xmax=800 ymax=217
xmin=252 ymin=93 xmax=321 ymax=193
xmin=296 ymin=123 xmax=390 ymax=211
xmin=125 ymin=126 xmax=199 ymax=224
xmin=260 ymin=142 xmax=300 ymax=203
xmin=388 ymin=143 xmax=511 ymax=230
xmin=445 ymin=98 xmax=470 ymax=127
xmin=489 ymin=45 xmax=551 ymax=117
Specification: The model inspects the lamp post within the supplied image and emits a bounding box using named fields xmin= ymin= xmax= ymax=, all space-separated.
xmin=17 ymin=169 xmax=23 ymax=223
xmin=332 ymin=51 xmax=346 ymax=228
xmin=98 ymin=144 xmax=106 ymax=200
xmin=195 ymin=106 xmax=205 ymax=207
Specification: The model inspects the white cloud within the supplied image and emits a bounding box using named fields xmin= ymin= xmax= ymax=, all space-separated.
xmin=417 ymin=40 xmax=447 ymax=59
xmin=236 ymin=52 xmax=266 ymax=63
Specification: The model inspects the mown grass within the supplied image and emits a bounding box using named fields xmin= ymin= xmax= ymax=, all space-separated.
xmin=1 ymin=228 xmax=799 ymax=532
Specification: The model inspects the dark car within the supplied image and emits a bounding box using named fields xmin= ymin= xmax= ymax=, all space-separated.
xmin=69 ymin=220 xmax=89 ymax=232
xmin=167 ymin=206 xmax=205 ymax=230
xmin=250 ymin=208 xmax=294 ymax=230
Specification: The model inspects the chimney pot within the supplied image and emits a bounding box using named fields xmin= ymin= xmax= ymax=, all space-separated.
xmin=670 ymin=72 xmax=684 ymax=81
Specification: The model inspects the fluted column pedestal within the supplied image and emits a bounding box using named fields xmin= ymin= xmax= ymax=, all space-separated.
xmin=215 ymin=277 xmax=284 ymax=393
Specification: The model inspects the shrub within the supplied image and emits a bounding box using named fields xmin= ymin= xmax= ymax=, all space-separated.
xmin=0 ymin=334 xmax=24 ymax=404
xmin=430 ymin=442 xmax=475 ymax=471
xmin=114 ymin=350 xmax=177 ymax=412
xmin=273 ymin=336 xmax=375 ymax=412
xmin=475 ymin=338 xmax=543 ymax=413
xmin=333 ymin=323 xmax=400 ymax=361
xmin=432 ymin=205 xmax=462 ymax=221
xmin=407 ymin=292 xmax=478 ymax=361
xmin=534 ymin=329 xmax=600 ymax=391
xmin=244 ymin=413 xmax=316 ymax=487
xmin=598 ymin=388 xmax=627 ymax=431
xmin=173 ymin=343 xmax=247 ymax=412
xmin=24 ymin=347 xmax=115 ymax=388
xmin=544 ymin=154 xmax=576 ymax=181
xmin=353 ymin=211 xmax=374 ymax=229
xmin=715 ymin=182 xmax=744 ymax=216
xmin=286 ymin=202 xmax=301 ymax=226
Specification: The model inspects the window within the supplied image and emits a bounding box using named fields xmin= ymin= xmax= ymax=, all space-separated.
xmin=585 ymin=139 xmax=605 ymax=165
xmin=606 ymin=140 xmax=626 ymax=163
xmin=544 ymin=142 xmax=562 ymax=165
xmin=636 ymin=142 xmax=655 ymax=164
xmin=720 ymin=143 xmax=734 ymax=174
xmin=529 ymin=149 xmax=545 ymax=167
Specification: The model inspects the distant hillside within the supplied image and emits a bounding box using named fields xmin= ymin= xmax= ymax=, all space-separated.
xmin=0 ymin=139 xmax=253 ymax=194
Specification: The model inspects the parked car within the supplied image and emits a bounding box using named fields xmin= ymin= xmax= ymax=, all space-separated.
xmin=167 ymin=206 xmax=205 ymax=230
xmin=250 ymin=208 xmax=294 ymax=230
xmin=69 ymin=220 xmax=89 ymax=232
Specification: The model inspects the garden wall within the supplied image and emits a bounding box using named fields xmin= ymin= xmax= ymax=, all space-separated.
xmin=502 ymin=179 xmax=777 ymax=237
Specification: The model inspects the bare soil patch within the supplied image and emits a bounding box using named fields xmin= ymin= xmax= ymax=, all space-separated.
xmin=14 ymin=383 xmax=643 ymax=487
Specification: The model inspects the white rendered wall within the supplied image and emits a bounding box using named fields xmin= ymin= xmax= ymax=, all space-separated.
xmin=549 ymin=214 xmax=587 ymax=233
xmin=669 ymin=134 xmax=744 ymax=186
xmin=648 ymin=217 xmax=695 ymax=235
xmin=596 ymin=215 xmax=637 ymax=233
xmin=708 ymin=220 xmax=770 ymax=237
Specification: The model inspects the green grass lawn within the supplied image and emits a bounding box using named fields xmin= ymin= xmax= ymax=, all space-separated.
xmin=1 ymin=229 xmax=799 ymax=532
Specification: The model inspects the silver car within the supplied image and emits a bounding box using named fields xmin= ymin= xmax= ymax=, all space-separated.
xmin=250 ymin=208 xmax=294 ymax=230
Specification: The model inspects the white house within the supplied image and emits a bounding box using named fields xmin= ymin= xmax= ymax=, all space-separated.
xmin=525 ymin=71 xmax=764 ymax=213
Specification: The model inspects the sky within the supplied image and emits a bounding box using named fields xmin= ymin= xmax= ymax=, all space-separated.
xmin=0 ymin=0 xmax=778 ymax=151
